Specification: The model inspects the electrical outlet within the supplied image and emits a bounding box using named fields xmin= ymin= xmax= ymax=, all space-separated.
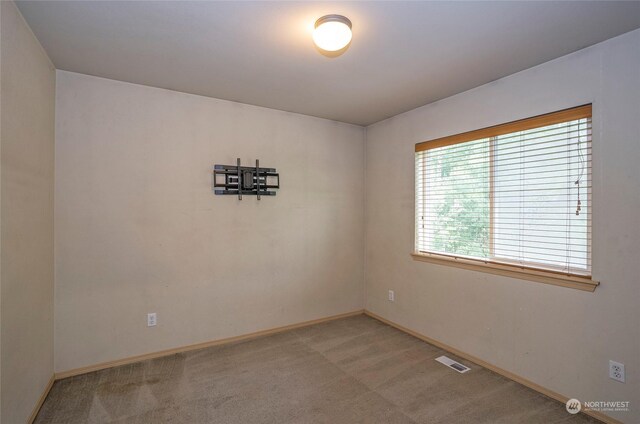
xmin=609 ymin=360 xmax=625 ymax=383
xmin=147 ymin=312 xmax=157 ymax=327
xmin=388 ymin=290 xmax=395 ymax=302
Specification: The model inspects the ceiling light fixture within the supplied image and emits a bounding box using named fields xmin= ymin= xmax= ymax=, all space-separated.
xmin=313 ymin=15 xmax=352 ymax=52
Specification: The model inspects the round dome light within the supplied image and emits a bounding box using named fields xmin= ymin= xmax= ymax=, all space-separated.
xmin=313 ymin=15 xmax=352 ymax=52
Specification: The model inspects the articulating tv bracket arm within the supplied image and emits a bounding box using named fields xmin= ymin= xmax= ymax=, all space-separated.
xmin=213 ymin=158 xmax=280 ymax=200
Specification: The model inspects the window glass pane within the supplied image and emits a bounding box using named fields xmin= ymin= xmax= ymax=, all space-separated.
xmin=493 ymin=120 xmax=590 ymax=271
xmin=419 ymin=139 xmax=490 ymax=258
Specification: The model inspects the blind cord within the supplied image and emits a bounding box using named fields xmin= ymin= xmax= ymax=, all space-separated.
xmin=518 ymin=132 xmax=525 ymax=266
xmin=565 ymin=122 xmax=572 ymax=272
xmin=575 ymin=119 xmax=585 ymax=216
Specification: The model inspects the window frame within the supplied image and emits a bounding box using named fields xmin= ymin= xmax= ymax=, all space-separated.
xmin=413 ymin=105 xmax=599 ymax=292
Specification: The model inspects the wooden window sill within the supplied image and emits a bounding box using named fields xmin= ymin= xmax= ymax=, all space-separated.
xmin=411 ymin=252 xmax=599 ymax=292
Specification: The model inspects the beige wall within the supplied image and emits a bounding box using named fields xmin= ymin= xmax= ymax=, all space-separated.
xmin=365 ymin=29 xmax=640 ymax=423
xmin=54 ymin=71 xmax=365 ymax=373
xmin=1 ymin=1 xmax=56 ymax=423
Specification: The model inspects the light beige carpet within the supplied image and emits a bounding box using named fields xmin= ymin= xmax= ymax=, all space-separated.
xmin=35 ymin=315 xmax=598 ymax=423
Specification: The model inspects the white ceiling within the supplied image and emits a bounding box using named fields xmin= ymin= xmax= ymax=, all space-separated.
xmin=16 ymin=1 xmax=640 ymax=126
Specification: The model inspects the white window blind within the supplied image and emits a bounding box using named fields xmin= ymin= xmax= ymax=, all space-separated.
xmin=415 ymin=105 xmax=592 ymax=276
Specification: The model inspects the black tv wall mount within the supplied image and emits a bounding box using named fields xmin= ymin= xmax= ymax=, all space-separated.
xmin=213 ymin=158 xmax=279 ymax=200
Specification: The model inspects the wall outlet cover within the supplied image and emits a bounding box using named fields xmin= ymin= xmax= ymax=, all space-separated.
xmin=609 ymin=360 xmax=625 ymax=383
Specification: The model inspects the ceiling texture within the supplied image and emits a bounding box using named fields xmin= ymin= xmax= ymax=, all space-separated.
xmin=16 ymin=1 xmax=640 ymax=126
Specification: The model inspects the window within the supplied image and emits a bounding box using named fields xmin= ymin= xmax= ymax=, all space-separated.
xmin=414 ymin=105 xmax=597 ymax=291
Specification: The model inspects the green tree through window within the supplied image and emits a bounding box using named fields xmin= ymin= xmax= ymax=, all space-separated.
xmin=424 ymin=139 xmax=489 ymax=258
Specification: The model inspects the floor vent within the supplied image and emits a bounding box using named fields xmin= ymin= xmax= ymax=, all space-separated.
xmin=435 ymin=355 xmax=471 ymax=373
